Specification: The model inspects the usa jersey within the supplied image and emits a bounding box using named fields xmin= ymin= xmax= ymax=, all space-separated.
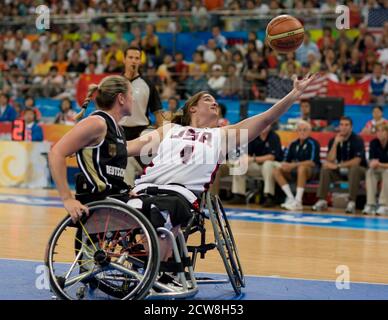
xmin=135 ymin=125 xmax=222 ymax=192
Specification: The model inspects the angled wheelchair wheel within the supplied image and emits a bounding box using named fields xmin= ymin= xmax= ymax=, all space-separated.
xmin=206 ymin=193 xmax=245 ymax=295
xmin=45 ymin=200 xmax=160 ymax=300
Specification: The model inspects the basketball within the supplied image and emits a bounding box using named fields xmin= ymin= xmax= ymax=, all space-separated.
xmin=266 ymin=15 xmax=305 ymax=53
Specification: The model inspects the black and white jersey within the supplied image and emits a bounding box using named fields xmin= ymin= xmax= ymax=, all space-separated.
xmin=76 ymin=110 xmax=129 ymax=196
xmin=119 ymin=75 xmax=162 ymax=128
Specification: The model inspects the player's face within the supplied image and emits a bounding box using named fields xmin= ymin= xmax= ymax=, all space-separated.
xmin=194 ymin=94 xmax=219 ymax=120
xmin=118 ymin=83 xmax=133 ymax=117
xmin=125 ymin=49 xmax=141 ymax=70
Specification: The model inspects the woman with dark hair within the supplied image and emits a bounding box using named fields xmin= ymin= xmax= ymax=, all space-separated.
xmin=54 ymin=98 xmax=76 ymax=125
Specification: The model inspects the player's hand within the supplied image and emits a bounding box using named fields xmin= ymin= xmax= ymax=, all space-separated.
xmin=293 ymin=73 xmax=319 ymax=94
xmin=64 ymin=198 xmax=89 ymax=223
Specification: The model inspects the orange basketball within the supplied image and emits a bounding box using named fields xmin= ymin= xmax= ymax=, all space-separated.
xmin=266 ymin=15 xmax=304 ymax=53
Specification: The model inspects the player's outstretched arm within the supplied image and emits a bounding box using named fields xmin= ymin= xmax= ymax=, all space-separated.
xmin=223 ymin=73 xmax=319 ymax=145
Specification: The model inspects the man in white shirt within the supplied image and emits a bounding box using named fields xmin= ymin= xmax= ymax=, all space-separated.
xmin=208 ymin=64 xmax=226 ymax=96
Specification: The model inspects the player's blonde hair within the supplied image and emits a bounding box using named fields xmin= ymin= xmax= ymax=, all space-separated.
xmin=75 ymin=75 xmax=130 ymax=120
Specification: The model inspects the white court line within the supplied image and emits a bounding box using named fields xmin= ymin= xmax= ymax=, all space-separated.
xmin=232 ymin=231 xmax=388 ymax=244
xmin=1 ymin=257 xmax=388 ymax=287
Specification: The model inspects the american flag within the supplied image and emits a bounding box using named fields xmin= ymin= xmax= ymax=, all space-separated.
xmin=267 ymin=74 xmax=333 ymax=101
xmin=267 ymin=76 xmax=293 ymax=100
xmin=298 ymin=74 xmax=331 ymax=100
xmin=368 ymin=8 xmax=388 ymax=27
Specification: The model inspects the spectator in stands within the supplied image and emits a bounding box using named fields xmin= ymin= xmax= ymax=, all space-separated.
xmin=321 ymin=48 xmax=338 ymax=75
xmin=103 ymin=42 xmax=124 ymax=70
xmin=254 ymin=0 xmax=270 ymax=14
xmin=363 ymin=123 xmax=388 ymax=215
xmin=208 ymin=64 xmax=226 ymax=97
xmin=320 ymin=0 xmax=337 ymax=12
xmin=343 ymin=48 xmax=363 ymax=80
xmin=247 ymin=31 xmax=264 ymax=53
xmin=53 ymin=50 xmax=69 ymax=76
xmin=334 ymin=30 xmax=352 ymax=53
xmin=172 ymin=51 xmax=189 ymax=85
xmin=244 ymin=51 xmax=268 ymax=99
xmin=23 ymin=96 xmax=42 ymax=122
xmin=212 ymin=26 xmax=227 ymax=50
xmin=296 ymin=32 xmax=319 ymax=65
xmin=33 ymin=52 xmax=53 ymax=77
xmin=306 ymin=51 xmax=321 ymax=74
xmin=221 ymin=64 xmax=243 ymax=99
xmin=41 ymin=66 xmax=65 ymax=98
xmin=67 ymin=51 xmax=87 ymax=73
xmin=211 ymin=47 xmax=228 ymax=71
xmin=54 ymin=98 xmax=76 ymax=125
xmin=168 ymin=96 xmax=179 ymax=113
xmin=189 ymin=50 xmax=208 ymax=74
xmin=142 ymin=23 xmax=161 ymax=65
xmin=85 ymin=60 xmax=104 ymax=75
xmin=192 ymin=0 xmax=209 ymax=31
xmin=317 ymin=26 xmax=334 ymax=51
xmin=272 ymin=120 xmax=321 ymax=211
xmin=378 ymin=21 xmax=388 ymax=49
xmin=67 ymin=40 xmax=89 ymax=64
xmin=22 ymin=107 xmax=43 ymax=142
xmin=201 ymin=39 xmax=217 ymax=65
xmin=160 ymin=77 xmax=178 ymax=100
xmin=313 ymin=116 xmax=367 ymax=214
xmin=145 ymin=65 xmax=162 ymax=93
xmin=361 ymin=106 xmax=387 ymax=135
xmin=0 ymin=93 xmax=16 ymax=122
xmin=232 ymin=51 xmax=246 ymax=76
xmin=370 ymin=63 xmax=388 ymax=104
xmin=363 ymin=50 xmax=379 ymax=74
xmin=228 ymin=124 xmax=283 ymax=205
xmin=104 ymin=57 xmax=124 ymax=73
xmin=280 ymin=52 xmax=301 ymax=78
xmin=157 ymin=54 xmax=174 ymax=81
xmin=184 ymin=65 xmax=210 ymax=97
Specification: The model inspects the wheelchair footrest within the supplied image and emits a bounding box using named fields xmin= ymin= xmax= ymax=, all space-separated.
xmin=187 ymin=243 xmax=216 ymax=254
xmin=159 ymin=257 xmax=192 ymax=273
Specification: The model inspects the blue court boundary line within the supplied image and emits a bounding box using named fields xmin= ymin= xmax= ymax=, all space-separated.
xmin=2 ymin=257 xmax=388 ymax=287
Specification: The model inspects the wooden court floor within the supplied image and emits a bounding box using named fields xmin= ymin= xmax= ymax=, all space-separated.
xmin=1 ymin=187 xmax=388 ymax=285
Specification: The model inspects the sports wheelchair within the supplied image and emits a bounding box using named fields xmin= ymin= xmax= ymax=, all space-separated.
xmin=45 ymin=188 xmax=245 ymax=300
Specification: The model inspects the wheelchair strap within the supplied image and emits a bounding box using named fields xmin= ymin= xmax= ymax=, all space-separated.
xmin=133 ymin=183 xmax=200 ymax=211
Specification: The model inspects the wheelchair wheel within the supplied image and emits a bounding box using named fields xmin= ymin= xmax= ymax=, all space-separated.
xmin=45 ymin=200 xmax=160 ymax=300
xmin=206 ymin=193 xmax=245 ymax=295
xmin=214 ymin=195 xmax=245 ymax=287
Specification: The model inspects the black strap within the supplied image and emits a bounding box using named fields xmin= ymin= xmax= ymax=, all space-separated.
xmin=159 ymin=257 xmax=192 ymax=273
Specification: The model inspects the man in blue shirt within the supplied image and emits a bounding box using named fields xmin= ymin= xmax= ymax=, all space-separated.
xmin=313 ymin=117 xmax=367 ymax=214
xmin=0 ymin=93 xmax=17 ymax=122
xmin=363 ymin=124 xmax=388 ymax=215
xmin=295 ymin=32 xmax=320 ymax=65
xmin=229 ymin=124 xmax=283 ymax=205
xmin=272 ymin=120 xmax=321 ymax=211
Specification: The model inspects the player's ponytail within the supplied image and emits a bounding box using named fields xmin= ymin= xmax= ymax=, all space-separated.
xmin=75 ymin=75 xmax=130 ymax=121
xmin=75 ymin=83 xmax=99 ymax=121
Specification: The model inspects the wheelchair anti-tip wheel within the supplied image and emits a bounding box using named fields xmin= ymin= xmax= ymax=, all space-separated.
xmin=45 ymin=200 xmax=160 ymax=300
xmin=207 ymin=193 xmax=245 ymax=295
